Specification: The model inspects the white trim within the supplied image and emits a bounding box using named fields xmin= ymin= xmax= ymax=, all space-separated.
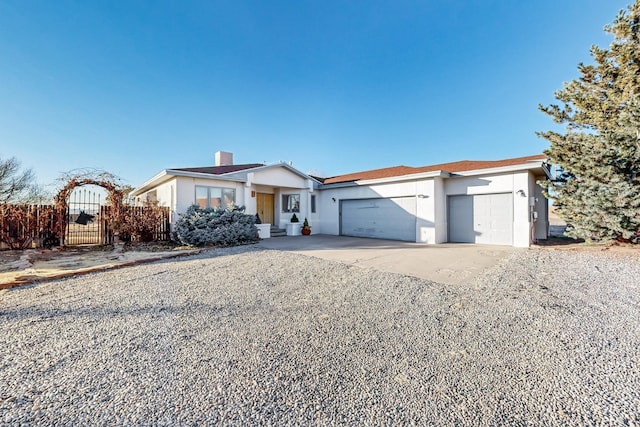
xmin=447 ymin=162 xmax=545 ymax=177
xmin=223 ymin=163 xmax=320 ymax=183
xmin=321 ymin=170 xmax=450 ymax=188
xmin=131 ymin=170 xmax=170 ymax=196
xmin=133 ymin=162 xmax=321 ymax=197
xmin=320 ymin=160 xmax=545 ymax=188
xmin=132 ymin=169 xmax=247 ymax=196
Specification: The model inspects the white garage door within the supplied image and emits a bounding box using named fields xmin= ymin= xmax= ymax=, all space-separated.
xmin=448 ymin=193 xmax=513 ymax=245
xmin=340 ymin=197 xmax=416 ymax=242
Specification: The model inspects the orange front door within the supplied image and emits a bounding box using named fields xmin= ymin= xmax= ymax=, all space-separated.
xmin=256 ymin=193 xmax=274 ymax=224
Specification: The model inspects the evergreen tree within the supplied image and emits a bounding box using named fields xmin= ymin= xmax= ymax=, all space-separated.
xmin=539 ymin=1 xmax=640 ymax=243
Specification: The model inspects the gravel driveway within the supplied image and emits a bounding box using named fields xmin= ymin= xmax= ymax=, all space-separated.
xmin=1 ymin=246 xmax=639 ymax=425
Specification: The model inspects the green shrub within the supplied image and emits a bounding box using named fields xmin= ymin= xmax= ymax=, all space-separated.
xmin=173 ymin=205 xmax=258 ymax=247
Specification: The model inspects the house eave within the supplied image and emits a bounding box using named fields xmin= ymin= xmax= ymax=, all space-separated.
xmin=319 ymin=170 xmax=450 ymax=188
xmin=130 ymin=170 xmax=171 ymax=196
xmin=131 ymin=169 xmax=247 ymax=196
xmin=165 ymin=169 xmax=246 ymax=183
xmin=448 ymin=161 xmax=546 ymax=178
xmin=224 ymin=162 xmax=321 ymax=183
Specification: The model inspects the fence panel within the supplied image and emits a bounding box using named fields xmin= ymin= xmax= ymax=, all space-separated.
xmin=0 ymin=204 xmax=61 ymax=249
xmin=1 ymin=203 xmax=171 ymax=249
xmin=101 ymin=205 xmax=171 ymax=244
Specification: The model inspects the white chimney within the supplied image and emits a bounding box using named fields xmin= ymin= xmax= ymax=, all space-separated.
xmin=215 ymin=151 xmax=233 ymax=166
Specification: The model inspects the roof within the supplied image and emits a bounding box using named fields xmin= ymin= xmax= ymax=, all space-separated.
xmin=322 ymin=154 xmax=547 ymax=184
xmin=131 ymin=161 xmax=317 ymax=197
xmin=171 ymin=163 xmax=265 ymax=175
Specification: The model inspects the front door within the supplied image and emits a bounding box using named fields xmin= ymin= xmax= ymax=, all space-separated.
xmin=256 ymin=193 xmax=274 ymax=224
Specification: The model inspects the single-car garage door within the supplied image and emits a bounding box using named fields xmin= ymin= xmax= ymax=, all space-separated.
xmin=448 ymin=193 xmax=513 ymax=245
xmin=340 ymin=197 xmax=416 ymax=242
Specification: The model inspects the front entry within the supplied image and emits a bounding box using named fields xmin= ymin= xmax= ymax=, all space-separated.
xmin=256 ymin=193 xmax=274 ymax=224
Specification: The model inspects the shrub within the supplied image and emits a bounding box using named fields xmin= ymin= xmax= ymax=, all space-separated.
xmin=122 ymin=200 xmax=167 ymax=242
xmin=173 ymin=205 xmax=258 ymax=247
xmin=0 ymin=204 xmax=59 ymax=249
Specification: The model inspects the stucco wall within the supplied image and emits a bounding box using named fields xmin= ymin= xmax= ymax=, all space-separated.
xmin=276 ymin=188 xmax=313 ymax=228
xmin=532 ymin=174 xmax=549 ymax=241
xmin=252 ymin=168 xmax=308 ymax=188
xmin=443 ymin=171 xmax=535 ymax=247
xmin=174 ymin=177 xmax=245 ymax=215
xmin=138 ymin=179 xmax=177 ymax=222
xmin=316 ymin=179 xmax=437 ymax=242
xmin=318 ymin=170 xmax=543 ymax=247
xmin=433 ymin=177 xmax=447 ymax=243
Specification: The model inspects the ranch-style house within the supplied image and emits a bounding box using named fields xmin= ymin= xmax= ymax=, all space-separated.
xmin=131 ymin=151 xmax=549 ymax=247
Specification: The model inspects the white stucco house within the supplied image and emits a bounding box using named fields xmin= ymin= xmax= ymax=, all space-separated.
xmin=131 ymin=151 xmax=549 ymax=247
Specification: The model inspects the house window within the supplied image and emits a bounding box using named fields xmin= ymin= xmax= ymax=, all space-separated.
xmin=282 ymin=194 xmax=300 ymax=213
xmin=311 ymin=195 xmax=316 ymax=213
xmin=195 ymin=186 xmax=236 ymax=209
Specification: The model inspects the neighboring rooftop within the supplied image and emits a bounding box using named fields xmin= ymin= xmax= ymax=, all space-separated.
xmin=322 ymin=154 xmax=547 ymax=184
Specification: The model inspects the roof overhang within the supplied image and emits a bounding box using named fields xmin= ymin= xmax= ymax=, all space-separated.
xmin=447 ymin=160 xmax=546 ymax=178
xmin=318 ymin=159 xmax=547 ymax=188
xmin=130 ymin=169 xmax=246 ymax=196
xmin=131 ymin=162 xmax=322 ymax=196
xmin=319 ymin=170 xmax=450 ymax=188
xmin=223 ymin=162 xmax=320 ymax=182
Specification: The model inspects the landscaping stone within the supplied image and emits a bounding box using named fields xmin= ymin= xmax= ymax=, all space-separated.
xmin=0 ymin=247 xmax=638 ymax=425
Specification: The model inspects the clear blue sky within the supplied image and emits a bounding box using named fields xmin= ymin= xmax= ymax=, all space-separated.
xmin=0 ymin=0 xmax=628 ymax=190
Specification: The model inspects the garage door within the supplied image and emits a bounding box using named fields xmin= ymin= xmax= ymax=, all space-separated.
xmin=340 ymin=197 xmax=416 ymax=241
xmin=448 ymin=193 xmax=513 ymax=245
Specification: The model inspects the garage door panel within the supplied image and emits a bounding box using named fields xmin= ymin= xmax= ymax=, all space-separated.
xmin=449 ymin=193 xmax=513 ymax=245
xmin=448 ymin=195 xmax=474 ymax=243
xmin=341 ymin=198 xmax=416 ymax=242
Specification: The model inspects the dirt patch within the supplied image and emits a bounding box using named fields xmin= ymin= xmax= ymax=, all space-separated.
xmin=535 ymin=237 xmax=639 ymax=256
xmin=0 ymin=243 xmax=202 ymax=289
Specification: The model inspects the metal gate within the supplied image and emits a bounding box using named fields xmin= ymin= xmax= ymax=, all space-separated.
xmin=65 ymin=187 xmax=104 ymax=245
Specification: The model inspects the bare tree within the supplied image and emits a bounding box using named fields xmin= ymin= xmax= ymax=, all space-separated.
xmin=19 ymin=184 xmax=54 ymax=205
xmin=0 ymin=156 xmax=36 ymax=204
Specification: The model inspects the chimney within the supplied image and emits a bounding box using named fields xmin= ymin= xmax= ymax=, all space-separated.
xmin=215 ymin=151 xmax=233 ymax=166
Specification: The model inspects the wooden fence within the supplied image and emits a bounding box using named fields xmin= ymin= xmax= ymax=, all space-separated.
xmin=0 ymin=203 xmax=171 ymax=249
xmin=0 ymin=204 xmax=59 ymax=250
xmin=100 ymin=205 xmax=172 ymax=244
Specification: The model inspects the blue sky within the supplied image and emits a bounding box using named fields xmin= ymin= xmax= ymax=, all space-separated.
xmin=0 ymin=0 xmax=628 ymax=190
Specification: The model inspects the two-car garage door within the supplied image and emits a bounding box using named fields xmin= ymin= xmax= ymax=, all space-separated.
xmin=448 ymin=193 xmax=513 ymax=245
xmin=340 ymin=197 xmax=416 ymax=242
xmin=340 ymin=193 xmax=514 ymax=245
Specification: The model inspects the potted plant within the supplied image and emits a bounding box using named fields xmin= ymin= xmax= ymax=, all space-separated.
xmin=286 ymin=213 xmax=302 ymax=236
xmin=301 ymin=218 xmax=311 ymax=235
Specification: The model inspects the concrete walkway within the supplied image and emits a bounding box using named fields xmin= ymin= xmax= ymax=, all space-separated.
xmin=257 ymin=234 xmax=517 ymax=285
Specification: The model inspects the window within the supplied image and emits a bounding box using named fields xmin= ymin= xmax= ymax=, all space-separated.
xmin=195 ymin=186 xmax=208 ymax=208
xmin=195 ymin=186 xmax=236 ymax=209
xmin=311 ymin=195 xmax=316 ymax=213
xmin=282 ymin=194 xmax=300 ymax=213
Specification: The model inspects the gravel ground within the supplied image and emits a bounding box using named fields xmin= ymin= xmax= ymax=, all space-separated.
xmin=1 ymin=246 xmax=639 ymax=426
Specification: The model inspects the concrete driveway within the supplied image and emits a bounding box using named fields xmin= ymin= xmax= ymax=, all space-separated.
xmin=257 ymin=234 xmax=517 ymax=285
